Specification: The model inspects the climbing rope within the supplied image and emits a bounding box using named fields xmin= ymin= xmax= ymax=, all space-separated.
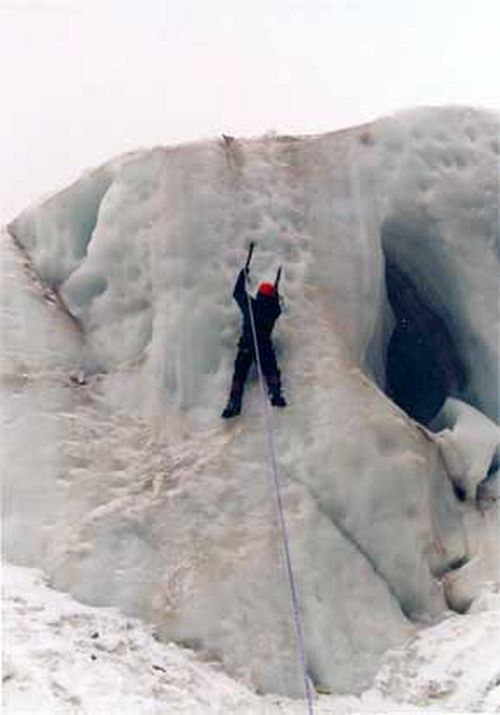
xmin=245 ymin=278 xmax=314 ymax=715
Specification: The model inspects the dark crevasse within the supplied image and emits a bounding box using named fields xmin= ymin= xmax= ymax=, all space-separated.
xmin=384 ymin=260 xmax=466 ymax=425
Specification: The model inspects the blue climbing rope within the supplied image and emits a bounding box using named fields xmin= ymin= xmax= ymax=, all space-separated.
xmin=245 ymin=277 xmax=314 ymax=714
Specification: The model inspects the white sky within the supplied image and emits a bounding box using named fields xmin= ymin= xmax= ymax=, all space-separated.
xmin=1 ymin=0 xmax=499 ymax=223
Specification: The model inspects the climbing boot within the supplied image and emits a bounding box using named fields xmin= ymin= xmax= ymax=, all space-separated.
xmin=270 ymin=392 xmax=287 ymax=408
xmin=221 ymin=381 xmax=243 ymax=419
xmin=267 ymin=375 xmax=287 ymax=408
xmin=221 ymin=395 xmax=242 ymax=419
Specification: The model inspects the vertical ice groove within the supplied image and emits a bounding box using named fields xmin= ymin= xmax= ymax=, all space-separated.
xmin=8 ymin=166 xmax=115 ymax=289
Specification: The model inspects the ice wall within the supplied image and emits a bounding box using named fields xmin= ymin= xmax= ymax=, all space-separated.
xmin=4 ymin=107 xmax=499 ymax=696
xmin=374 ymin=108 xmax=500 ymax=420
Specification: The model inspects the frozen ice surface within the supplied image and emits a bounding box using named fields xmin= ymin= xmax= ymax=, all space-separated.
xmin=3 ymin=106 xmax=500 ymax=697
xmin=432 ymin=397 xmax=500 ymax=501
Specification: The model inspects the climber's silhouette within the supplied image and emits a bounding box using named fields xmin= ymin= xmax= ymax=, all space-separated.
xmin=222 ymin=245 xmax=286 ymax=419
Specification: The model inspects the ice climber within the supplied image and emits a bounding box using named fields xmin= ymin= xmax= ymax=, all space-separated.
xmin=221 ymin=244 xmax=287 ymax=419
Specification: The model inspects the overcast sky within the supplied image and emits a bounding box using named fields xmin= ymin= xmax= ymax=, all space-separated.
xmin=1 ymin=0 xmax=499 ymax=223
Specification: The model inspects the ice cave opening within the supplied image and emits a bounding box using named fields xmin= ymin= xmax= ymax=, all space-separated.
xmin=383 ymin=258 xmax=466 ymax=427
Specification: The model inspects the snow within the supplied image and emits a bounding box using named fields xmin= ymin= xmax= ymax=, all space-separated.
xmin=2 ymin=106 xmax=500 ymax=700
xmin=3 ymin=562 xmax=500 ymax=713
xmin=2 ymin=562 xmax=266 ymax=714
xmin=374 ymin=593 xmax=500 ymax=712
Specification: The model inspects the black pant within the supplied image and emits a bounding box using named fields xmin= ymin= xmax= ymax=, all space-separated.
xmin=230 ymin=337 xmax=280 ymax=396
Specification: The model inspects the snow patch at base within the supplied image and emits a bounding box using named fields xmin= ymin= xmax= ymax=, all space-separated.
xmin=4 ymin=562 xmax=500 ymax=714
xmin=2 ymin=563 xmax=265 ymax=714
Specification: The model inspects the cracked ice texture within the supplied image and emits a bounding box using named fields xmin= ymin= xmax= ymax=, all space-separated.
xmin=4 ymin=106 xmax=499 ymax=695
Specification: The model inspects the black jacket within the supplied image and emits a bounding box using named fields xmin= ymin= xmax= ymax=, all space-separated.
xmin=233 ymin=269 xmax=281 ymax=346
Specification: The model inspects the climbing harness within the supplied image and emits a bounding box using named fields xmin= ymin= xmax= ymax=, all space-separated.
xmin=244 ymin=247 xmax=314 ymax=714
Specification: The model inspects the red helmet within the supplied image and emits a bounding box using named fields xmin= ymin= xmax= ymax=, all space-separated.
xmin=258 ymin=282 xmax=276 ymax=297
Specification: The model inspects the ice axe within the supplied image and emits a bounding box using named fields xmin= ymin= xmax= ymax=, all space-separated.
xmin=245 ymin=241 xmax=255 ymax=273
xmin=274 ymin=265 xmax=282 ymax=292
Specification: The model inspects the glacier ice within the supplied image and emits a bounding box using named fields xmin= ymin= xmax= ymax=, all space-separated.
xmin=3 ymin=106 xmax=499 ymax=696
xmin=432 ymin=397 xmax=500 ymax=502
